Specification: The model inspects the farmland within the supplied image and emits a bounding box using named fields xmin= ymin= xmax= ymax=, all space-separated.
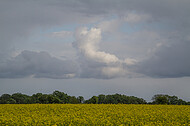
xmin=0 ymin=104 xmax=190 ymax=125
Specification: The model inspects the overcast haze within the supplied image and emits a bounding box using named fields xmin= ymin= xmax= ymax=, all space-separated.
xmin=0 ymin=0 xmax=190 ymax=101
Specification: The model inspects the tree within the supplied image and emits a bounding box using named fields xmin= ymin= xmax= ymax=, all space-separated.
xmin=68 ymin=96 xmax=79 ymax=104
xmin=187 ymin=102 xmax=190 ymax=105
xmin=112 ymin=94 xmax=122 ymax=104
xmin=98 ymin=94 xmax=106 ymax=104
xmin=177 ymin=99 xmax=187 ymax=105
xmin=168 ymin=95 xmax=178 ymax=105
xmin=152 ymin=94 xmax=169 ymax=104
xmin=47 ymin=94 xmax=61 ymax=104
xmin=0 ymin=94 xmax=16 ymax=104
xmin=53 ymin=90 xmax=69 ymax=103
xmin=1 ymin=91 xmax=189 ymax=105
xmin=11 ymin=93 xmax=32 ymax=104
xmin=77 ymin=96 xmax=84 ymax=103
xmin=31 ymin=93 xmax=43 ymax=103
xmin=85 ymin=96 xmax=98 ymax=104
xmin=127 ymin=96 xmax=146 ymax=104
xmin=151 ymin=94 xmax=188 ymax=105
xmin=38 ymin=94 xmax=49 ymax=104
xmin=104 ymin=95 xmax=115 ymax=104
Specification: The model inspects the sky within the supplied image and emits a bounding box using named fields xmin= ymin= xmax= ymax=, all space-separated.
xmin=0 ymin=0 xmax=190 ymax=101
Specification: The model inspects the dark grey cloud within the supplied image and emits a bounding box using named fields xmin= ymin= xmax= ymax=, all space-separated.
xmin=135 ymin=40 xmax=190 ymax=78
xmin=1 ymin=0 xmax=189 ymax=40
xmin=0 ymin=50 xmax=77 ymax=79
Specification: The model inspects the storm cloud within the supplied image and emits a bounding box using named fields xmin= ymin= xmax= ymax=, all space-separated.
xmin=135 ymin=40 xmax=190 ymax=78
xmin=0 ymin=50 xmax=77 ymax=79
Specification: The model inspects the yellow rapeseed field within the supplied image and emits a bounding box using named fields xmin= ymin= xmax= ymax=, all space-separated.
xmin=0 ymin=104 xmax=190 ymax=125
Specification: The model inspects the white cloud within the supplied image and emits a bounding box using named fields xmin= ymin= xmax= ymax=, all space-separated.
xmin=74 ymin=27 xmax=119 ymax=64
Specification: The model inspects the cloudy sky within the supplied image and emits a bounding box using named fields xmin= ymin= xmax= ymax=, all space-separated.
xmin=0 ymin=0 xmax=190 ymax=101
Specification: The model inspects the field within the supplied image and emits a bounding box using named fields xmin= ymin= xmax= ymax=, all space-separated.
xmin=0 ymin=104 xmax=190 ymax=125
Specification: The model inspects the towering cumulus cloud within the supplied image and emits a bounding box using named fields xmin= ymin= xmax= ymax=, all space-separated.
xmin=74 ymin=27 xmax=119 ymax=64
xmin=73 ymin=27 xmax=134 ymax=79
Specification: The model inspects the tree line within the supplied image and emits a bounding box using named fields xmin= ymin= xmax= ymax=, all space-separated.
xmin=0 ymin=91 xmax=189 ymax=105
